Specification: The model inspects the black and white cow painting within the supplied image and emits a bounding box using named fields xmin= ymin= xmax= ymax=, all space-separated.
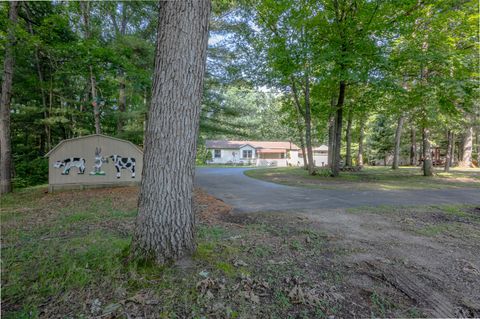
xmin=53 ymin=158 xmax=86 ymax=175
xmin=109 ymin=155 xmax=136 ymax=178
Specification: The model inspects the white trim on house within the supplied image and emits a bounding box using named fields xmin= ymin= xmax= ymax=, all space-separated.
xmin=205 ymin=140 xmax=329 ymax=167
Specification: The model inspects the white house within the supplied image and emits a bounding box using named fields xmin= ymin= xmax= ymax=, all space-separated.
xmin=205 ymin=140 xmax=329 ymax=167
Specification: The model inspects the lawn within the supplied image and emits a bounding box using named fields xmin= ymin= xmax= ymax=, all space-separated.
xmin=244 ymin=166 xmax=480 ymax=190
xmin=2 ymin=186 xmax=479 ymax=318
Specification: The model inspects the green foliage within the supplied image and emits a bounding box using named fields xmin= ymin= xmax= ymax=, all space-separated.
xmin=12 ymin=158 xmax=48 ymax=188
xmin=5 ymin=0 xmax=480 ymax=188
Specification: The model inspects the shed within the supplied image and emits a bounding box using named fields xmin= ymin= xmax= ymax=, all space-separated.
xmin=45 ymin=134 xmax=143 ymax=192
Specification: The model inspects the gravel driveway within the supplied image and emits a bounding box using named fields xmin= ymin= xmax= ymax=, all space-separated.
xmin=195 ymin=167 xmax=480 ymax=212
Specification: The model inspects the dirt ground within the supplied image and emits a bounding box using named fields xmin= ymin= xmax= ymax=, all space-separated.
xmin=2 ymin=186 xmax=479 ymax=318
xmin=298 ymin=206 xmax=480 ymax=318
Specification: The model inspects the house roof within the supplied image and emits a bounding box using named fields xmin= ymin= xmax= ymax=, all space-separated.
xmin=206 ymin=140 xmax=300 ymax=150
xmin=45 ymin=134 xmax=143 ymax=157
xmin=312 ymin=145 xmax=328 ymax=151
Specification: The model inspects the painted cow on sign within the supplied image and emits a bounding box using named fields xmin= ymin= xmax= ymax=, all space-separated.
xmin=53 ymin=157 xmax=86 ymax=175
xmin=109 ymin=155 xmax=136 ymax=178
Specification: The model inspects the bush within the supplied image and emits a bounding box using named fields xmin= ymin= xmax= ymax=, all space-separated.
xmin=13 ymin=157 xmax=48 ymax=188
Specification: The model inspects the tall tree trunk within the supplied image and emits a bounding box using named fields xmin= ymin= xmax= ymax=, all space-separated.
xmin=328 ymin=113 xmax=335 ymax=167
xmin=422 ymin=127 xmax=433 ymax=176
xmin=357 ymin=120 xmax=364 ymax=166
xmin=392 ymin=115 xmax=405 ymax=169
xmin=304 ymin=74 xmax=314 ymax=174
xmin=444 ymin=130 xmax=453 ymax=172
xmin=82 ymin=2 xmax=101 ymax=134
xmin=89 ymin=66 xmax=100 ymax=134
xmin=460 ymin=126 xmax=473 ymax=167
xmin=132 ymin=0 xmax=211 ymax=264
xmin=0 ymin=1 xmax=18 ymax=195
xmin=291 ymin=78 xmax=309 ymax=170
xmin=331 ymin=80 xmax=346 ymax=177
xmin=25 ymin=5 xmax=50 ymax=152
xmin=115 ymin=4 xmax=128 ymax=134
xmin=410 ymin=126 xmax=416 ymax=166
xmin=293 ymin=98 xmax=307 ymax=169
xmin=475 ymin=126 xmax=480 ymax=167
xmin=117 ymin=74 xmax=126 ymax=133
xmin=345 ymin=110 xmax=352 ymax=167
xmin=450 ymin=132 xmax=455 ymax=167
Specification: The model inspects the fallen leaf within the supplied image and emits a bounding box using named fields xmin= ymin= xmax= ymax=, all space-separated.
xmin=234 ymin=259 xmax=248 ymax=267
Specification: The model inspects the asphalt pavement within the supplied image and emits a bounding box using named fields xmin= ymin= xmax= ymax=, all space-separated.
xmin=195 ymin=167 xmax=480 ymax=212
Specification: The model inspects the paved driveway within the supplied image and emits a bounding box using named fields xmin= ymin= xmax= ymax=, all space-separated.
xmin=195 ymin=167 xmax=480 ymax=212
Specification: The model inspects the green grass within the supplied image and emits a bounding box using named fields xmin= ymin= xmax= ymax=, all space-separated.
xmin=1 ymin=186 xmax=433 ymax=318
xmin=244 ymin=166 xmax=480 ymax=190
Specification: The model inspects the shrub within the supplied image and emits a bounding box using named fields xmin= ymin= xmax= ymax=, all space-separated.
xmin=13 ymin=158 xmax=48 ymax=188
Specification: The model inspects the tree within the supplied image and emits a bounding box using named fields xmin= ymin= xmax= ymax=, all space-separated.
xmin=460 ymin=125 xmax=473 ymax=167
xmin=80 ymin=1 xmax=101 ymax=134
xmin=345 ymin=109 xmax=353 ymax=167
xmin=132 ymin=0 xmax=211 ymax=264
xmin=0 ymin=1 xmax=18 ymax=195
xmin=391 ymin=114 xmax=405 ymax=169
xmin=252 ymin=0 xmax=318 ymax=174
xmin=444 ymin=129 xmax=453 ymax=172
xmin=410 ymin=126 xmax=416 ymax=166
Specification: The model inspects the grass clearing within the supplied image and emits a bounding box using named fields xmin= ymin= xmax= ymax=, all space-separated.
xmin=5 ymin=186 xmax=479 ymax=317
xmin=245 ymin=166 xmax=480 ymax=190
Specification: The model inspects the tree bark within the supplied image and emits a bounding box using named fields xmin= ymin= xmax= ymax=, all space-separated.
xmin=132 ymin=0 xmax=211 ymax=264
xmin=303 ymin=74 xmax=314 ymax=174
xmin=410 ymin=126 xmax=416 ymax=166
xmin=291 ymin=78 xmax=310 ymax=170
xmin=115 ymin=3 xmax=128 ymax=134
xmin=117 ymin=74 xmax=126 ymax=133
xmin=392 ymin=115 xmax=405 ymax=169
xmin=444 ymin=130 xmax=453 ymax=172
xmin=357 ymin=120 xmax=364 ymax=166
xmin=460 ymin=126 xmax=473 ymax=167
xmin=25 ymin=4 xmax=50 ymax=152
xmin=0 ymin=1 xmax=18 ymax=195
xmin=90 ymin=66 xmax=100 ymax=134
xmin=475 ymin=126 xmax=480 ymax=167
xmin=422 ymin=127 xmax=433 ymax=176
xmin=81 ymin=2 xmax=101 ymax=134
xmin=292 ymin=97 xmax=307 ymax=169
xmin=331 ymin=80 xmax=346 ymax=177
xmin=450 ymin=132 xmax=455 ymax=167
xmin=328 ymin=114 xmax=335 ymax=167
xmin=345 ymin=110 xmax=352 ymax=167
xmin=328 ymin=94 xmax=337 ymax=168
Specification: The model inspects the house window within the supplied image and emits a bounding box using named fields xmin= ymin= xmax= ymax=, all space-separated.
xmin=280 ymin=153 xmax=285 ymax=159
xmin=242 ymin=150 xmax=253 ymax=158
xmin=214 ymin=149 xmax=221 ymax=158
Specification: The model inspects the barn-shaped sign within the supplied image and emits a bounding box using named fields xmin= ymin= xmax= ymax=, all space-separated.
xmin=45 ymin=134 xmax=143 ymax=192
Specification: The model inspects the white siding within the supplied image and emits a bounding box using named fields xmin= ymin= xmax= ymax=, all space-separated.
xmin=209 ymin=148 xmax=240 ymax=164
xmin=239 ymin=145 xmax=256 ymax=160
xmin=313 ymin=155 xmax=328 ymax=167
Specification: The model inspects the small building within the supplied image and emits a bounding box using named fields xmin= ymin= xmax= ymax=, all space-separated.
xmin=45 ymin=134 xmax=143 ymax=192
xmin=205 ymin=140 xmax=329 ymax=167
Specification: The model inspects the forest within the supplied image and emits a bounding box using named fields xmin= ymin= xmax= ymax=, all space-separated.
xmin=0 ymin=0 xmax=479 ymax=191
xmin=2 ymin=1 xmax=480 ymax=317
